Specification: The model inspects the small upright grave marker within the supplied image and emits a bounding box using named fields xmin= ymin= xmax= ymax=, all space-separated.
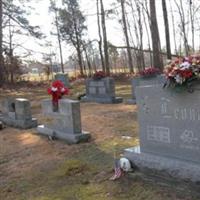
xmin=0 ymin=98 xmax=37 ymax=129
xmin=55 ymin=73 xmax=70 ymax=88
xmin=83 ymin=77 xmax=123 ymax=103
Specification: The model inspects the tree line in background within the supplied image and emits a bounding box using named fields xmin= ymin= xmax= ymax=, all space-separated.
xmin=0 ymin=0 xmax=200 ymax=85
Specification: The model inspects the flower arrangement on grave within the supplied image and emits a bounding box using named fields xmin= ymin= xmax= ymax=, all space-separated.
xmin=138 ymin=67 xmax=160 ymax=78
xmin=92 ymin=71 xmax=106 ymax=80
xmin=47 ymin=80 xmax=69 ymax=110
xmin=163 ymin=56 xmax=200 ymax=92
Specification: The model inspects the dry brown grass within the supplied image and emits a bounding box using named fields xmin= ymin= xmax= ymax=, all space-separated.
xmin=0 ymin=81 xmax=199 ymax=200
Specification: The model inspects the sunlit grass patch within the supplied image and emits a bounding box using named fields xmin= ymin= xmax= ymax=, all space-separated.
xmin=99 ymin=136 xmax=139 ymax=155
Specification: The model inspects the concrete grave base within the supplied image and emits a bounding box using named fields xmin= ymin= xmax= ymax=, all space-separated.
xmin=124 ymin=146 xmax=200 ymax=183
xmin=125 ymin=98 xmax=137 ymax=105
xmin=82 ymin=96 xmax=123 ymax=104
xmin=0 ymin=113 xmax=37 ymax=129
xmin=37 ymin=125 xmax=91 ymax=144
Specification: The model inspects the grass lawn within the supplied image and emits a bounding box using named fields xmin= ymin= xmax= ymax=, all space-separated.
xmin=0 ymin=80 xmax=199 ymax=200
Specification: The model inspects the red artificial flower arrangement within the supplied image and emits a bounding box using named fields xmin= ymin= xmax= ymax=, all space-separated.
xmin=47 ymin=80 xmax=69 ymax=106
xmin=139 ymin=67 xmax=160 ymax=78
xmin=163 ymin=56 xmax=200 ymax=92
xmin=93 ymin=71 xmax=106 ymax=80
xmin=164 ymin=56 xmax=200 ymax=85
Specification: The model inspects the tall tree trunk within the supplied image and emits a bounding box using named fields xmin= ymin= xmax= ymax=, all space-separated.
xmin=136 ymin=1 xmax=145 ymax=69
xmin=76 ymin=42 xmax=84 ymax=76
xmin=68 ymin=0 xmax=84 ymax=76
xmin=8 ymin=17 xmax=14 ymax=84
xmin=189 ymin=0 xmax=194 ymax=52
xmin=96 ymin=0 xmax=105 ymax=72
xmin=149 ymin=0 xmax=163 ymax=69
xmin=162 ymin=0 xmax=171 ymax=59
xmin=0 ymin=0 xmax=4 ymax=86
xmin=174 ymin=0 xmax=189 ymax=56
xmin=55 ymin=10 xmax=64 ymax=73
xmin=169 ymin=0 xmax=178 ymax=55
xmin=50 ymin=0 xmax=64 ymax=73
xmin=142 ymin=8 xmax=153 ymax=66
xmin=100 ymin=0 xmax=110 ymax=75
xmin=83 ymin=45 xmax=92 ymax=76
xmin=120 ymin=0 xmax=134 ymax=73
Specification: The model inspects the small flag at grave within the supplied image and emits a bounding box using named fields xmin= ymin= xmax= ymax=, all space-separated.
xmin=110 ymin=143 xmax=123 ymax=180
xmin=110 ymin=159 xmax=123 ymax=180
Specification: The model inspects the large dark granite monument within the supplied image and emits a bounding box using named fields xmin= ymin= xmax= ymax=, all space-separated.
xmin=125 ymin=85 xmax=200 ymax=182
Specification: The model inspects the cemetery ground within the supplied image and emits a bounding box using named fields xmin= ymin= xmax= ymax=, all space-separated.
xmin=0 ymin=80 xmax=199 ymax=200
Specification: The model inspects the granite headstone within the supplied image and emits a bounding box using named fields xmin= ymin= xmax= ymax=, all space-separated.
xmin=55 ymin=73 xmax=70 ymax=87
xmin=82 ymin=77 xmax=123 ymax=103
xmin=124 ymin=85 xmax=200 ymax=182
xmin=0 ymin=98 xmax=37 ymax=129
xmin=37 ymin=99 xmax=90 ymax=144
xmin=127 ymin=75 xmax=165 ymax=104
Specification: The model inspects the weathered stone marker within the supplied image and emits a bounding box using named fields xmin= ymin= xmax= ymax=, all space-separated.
xmin=37 ymin=99 xmax=90 ymax=144
xmin=82 ymin=77 xmax=123 ymax=103
xmin=124 ymin=85 xmax=200 ymax=182
xmin=0 ymin=98 xmax=37 ymax=129
xmin=127 ymin=75 xmax=165 ymax=104
xmin=55 ymin=73 xmax=70 ymax=88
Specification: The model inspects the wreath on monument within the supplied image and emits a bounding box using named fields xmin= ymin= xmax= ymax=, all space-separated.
xmin=163 ymin=56 xmax=200 ymax=92
xmin=47 ymin=80 xmax=69 ymax=110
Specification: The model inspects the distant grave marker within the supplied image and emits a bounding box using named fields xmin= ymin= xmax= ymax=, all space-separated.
xmin=0 ymin=98 xmax=37 ymax=129
xmin=82 ymin=77 xmax=123 ymax=103
xmin=55 ymin=73 xmax=70 ymax=87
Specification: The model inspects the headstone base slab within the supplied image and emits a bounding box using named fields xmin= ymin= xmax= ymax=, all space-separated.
xmin=37 ymin=125 xmax=91 ymax=144
xmin=124 ymin=146 xmax=200 ymax=183
xmin=81 ymin=96 xmax=123 ymax=104
xmin=0 ymin=114 xmax=37 ymax=129
xmin=126 ymin=98 xmax=136 ymax=105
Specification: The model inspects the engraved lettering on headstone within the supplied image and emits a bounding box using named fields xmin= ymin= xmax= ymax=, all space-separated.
xmin=174 ymin=108 xmax=179 ymax=119
xmin=180 ymin=130 xmax=198 ymax=143
xmin=89 ymin=87 xmax=96 ymax=94
xmin=89 ymin=81 xmax=97 ymax=87
xmin=147 ymin=125 xmax=171 ymax=143
xmin=98 ymin=87 xmax=106 ymax=95
xmin=141 ymin=96 xmax=150 ymax=114
xmin=181 ymin=108 xmax=187 ymax=120
xmin=197 ymin=110 xmax=200 ymax=121
xmin=90 ymin=81 xmax=104 ymax=87
xmin=189 ymin=109 xmax=196 ymax=121
xmin=161 ymin=97 xmax=171 ymax=118
xmin=174 ymin=108 xmax=200 ymax=121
